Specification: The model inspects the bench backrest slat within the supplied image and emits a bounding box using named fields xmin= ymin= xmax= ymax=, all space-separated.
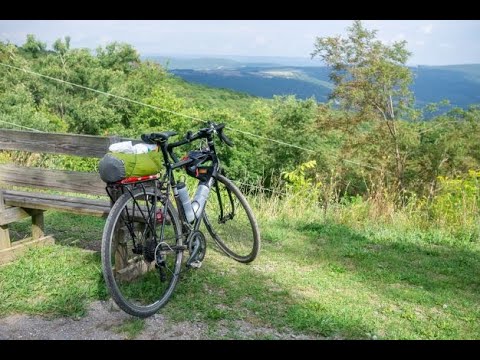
xmin=0 ymin=164 xmax=106 ymax=196
xmin=0 ymin=129 xmax=130 ymax=158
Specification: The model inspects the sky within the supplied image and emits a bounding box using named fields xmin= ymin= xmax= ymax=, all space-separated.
xmin=1 ymin=20 xmax=479 ymax=65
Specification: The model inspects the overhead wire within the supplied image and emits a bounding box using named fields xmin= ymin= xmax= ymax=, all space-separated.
xmin=0 ymin=61 xmax=426 ymax=177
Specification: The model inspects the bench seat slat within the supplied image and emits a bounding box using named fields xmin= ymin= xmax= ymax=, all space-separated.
xmin=3 ymin=190 xmax=111 ymax=217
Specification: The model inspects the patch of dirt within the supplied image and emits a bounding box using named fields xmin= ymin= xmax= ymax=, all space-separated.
xmin=214 ymin=319 xmax=322 ymax=340
xmin=0 ymin=300 xmax=324 ymax=340
xmin=0 ymin=301 xmax=128 ymax=340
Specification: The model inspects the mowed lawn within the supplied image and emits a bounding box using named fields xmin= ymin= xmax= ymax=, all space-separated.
xmin=0 ymin=211 xmax=479 ymax=339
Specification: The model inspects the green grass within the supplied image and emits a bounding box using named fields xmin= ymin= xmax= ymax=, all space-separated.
xmin=0 ymin=245 xmax=107 ymax=317
xmin=113 ymin=318 xmax=146 ymax=339
xmin=0 ymin=209 xmax=479 ymax=339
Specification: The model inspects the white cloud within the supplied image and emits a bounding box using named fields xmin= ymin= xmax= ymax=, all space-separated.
xmin=415 ymin=40 xmax=425 ymax=46
xmin=255 ymin=35 xmax=267 ymax=46
xmin=439 ymin=42 xmax=451 ymax=48
xmin=420 ymin=24 xmax=433 ymax=34
xmin=97 ymin=35 xmax=112 ymax=46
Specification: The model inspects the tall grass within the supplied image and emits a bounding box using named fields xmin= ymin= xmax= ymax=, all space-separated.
xmin=242 ymin=169 xmax=480 ymax=246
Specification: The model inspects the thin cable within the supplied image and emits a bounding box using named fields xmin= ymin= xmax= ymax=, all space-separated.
xmin=236 ymin=181 xmax=289 ymax=196
xmin=0 ymin=61 xmax=397 ymax=174
xmin=0 ymin=118 xmax=44 ymax=132
xmin=417 ymin=119 xmax=465 ymax=135
xmin=225 ymin=126 xmax=316 ymax=153
xmin=342 ymin=159 xmax=389 ymax=173
xmin=0 ymin=62 xmax=319 ymax=153
xmin=0 ymin=62 xmax=208 ymax=125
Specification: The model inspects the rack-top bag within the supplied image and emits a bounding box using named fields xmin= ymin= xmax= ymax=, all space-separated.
xmin=98 ymin=150 xmax=162 ymax=183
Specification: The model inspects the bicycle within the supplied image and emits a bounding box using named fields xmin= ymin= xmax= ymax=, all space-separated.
xmin=101 ymin=122 xmax=260 ymax=318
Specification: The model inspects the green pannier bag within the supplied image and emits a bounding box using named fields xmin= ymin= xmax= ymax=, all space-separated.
xmin=98 ymin=151 xmax=162 ymax=183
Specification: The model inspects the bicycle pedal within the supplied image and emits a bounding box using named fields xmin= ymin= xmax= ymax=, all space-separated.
xmin=189 ymin=260 xmax=202 ymax=269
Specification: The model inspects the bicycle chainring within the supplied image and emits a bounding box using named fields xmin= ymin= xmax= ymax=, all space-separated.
xmin=188 ymin=230 xmax=206 ymax=262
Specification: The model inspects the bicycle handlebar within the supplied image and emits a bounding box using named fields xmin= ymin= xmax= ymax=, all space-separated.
xmin=166 ymin=122 xmax=234 ymax=150
xmin=141 ymin=123 xmax=233 ymax=166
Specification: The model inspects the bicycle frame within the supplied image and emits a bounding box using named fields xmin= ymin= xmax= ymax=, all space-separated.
xmin=160 ymin=132 xmax=219 ymax=230
xmin=104 ymin=128 xmax=235 ymax=268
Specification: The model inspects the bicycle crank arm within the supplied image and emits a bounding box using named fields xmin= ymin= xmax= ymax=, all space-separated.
xmin=186 ymin=239 xmax=201 ymax=267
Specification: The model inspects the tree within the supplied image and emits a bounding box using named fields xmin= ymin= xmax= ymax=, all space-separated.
xmin=21 ymin=34 xmax=47 ymax=58
xmin=96 ymin=42 xmax=139 ymax=73
xmin=311 ymin=20 xmax=413 ymax=196
xmin=53 ymin=36 xmax=71 ymax=56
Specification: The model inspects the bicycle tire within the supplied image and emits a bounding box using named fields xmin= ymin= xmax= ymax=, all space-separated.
xmin=101 ymin=187 xmax=183 ymax=318
xmin=203 ymin=174 xmax=260 ymax=263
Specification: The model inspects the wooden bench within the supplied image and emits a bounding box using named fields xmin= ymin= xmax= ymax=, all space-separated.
xmin=0 ymin=129 xmax=133 ymax=265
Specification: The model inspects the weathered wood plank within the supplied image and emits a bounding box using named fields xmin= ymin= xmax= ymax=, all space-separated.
xmin=116 ymin=260 xmax=155 ymax=282
xmin=0 ymin=224 xmax=9 ymax=249
xmin=0 ymin=235 xmax=54 ymax=265
xmin=3 ymin=190 xmax=111 ymax=217
xmin=0 ymin=164 xmax=107 ymax=196
xmin=3 ymin=189 xmax=109 ymax=205
xmin=29 ymin=210 xmax=45 ymax=239
xmin=0 ymin=206 xmax=30 ymax=226
xmin=0 ymin=191 xmax=11 ymax=250
xmin=0 ymin=129 xmax=136 ymax=158
xmin=114 ymin=227 xmax=129 ymax=272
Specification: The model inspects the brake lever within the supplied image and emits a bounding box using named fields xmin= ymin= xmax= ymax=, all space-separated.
xmin=218 ymin=129 xmax=234 ymax=147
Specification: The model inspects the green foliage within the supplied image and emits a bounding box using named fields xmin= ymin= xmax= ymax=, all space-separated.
xmin=429 ymin=170 xmax=480 ymax=240
xmin=21 ymin=34 xmax=47 ymax=58
xmin=96 ymin=42 xmax=140 ymax=73
xmin=53 ymin=36 xmax=71 ymax=55
xmin=132 ymin=86 xmax=187 ymax=134
xmin=282 ymin=160 xmax=322 ymax=194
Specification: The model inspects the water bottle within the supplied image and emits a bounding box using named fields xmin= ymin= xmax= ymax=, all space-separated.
xmin=176 ymin=182 xmax=195 ymax=223
xmin=191 ymin=179 xmax=213 ymax=219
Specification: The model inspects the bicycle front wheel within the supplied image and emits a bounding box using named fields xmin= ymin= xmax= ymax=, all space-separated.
xmin=203 ymin=174 xmax=260 ymax=263
xmin=101 ymin=187 xmax=183 ymax=318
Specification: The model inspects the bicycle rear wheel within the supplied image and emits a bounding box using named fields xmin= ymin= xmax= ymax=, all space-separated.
xmin=203 ymin=174 xmax=260 ymax=263
xmin=101 ymin=187 xmax=183 ymax=318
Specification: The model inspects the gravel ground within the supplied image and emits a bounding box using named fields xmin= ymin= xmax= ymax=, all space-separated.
xmin=0 ymin=300 xmax=322 ymax=340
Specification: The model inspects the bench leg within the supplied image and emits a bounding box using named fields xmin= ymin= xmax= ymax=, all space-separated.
xmin=0 ymin=191 xmax=11 ymax=250
xmin=0 ymin=202 xmax=53 ymax=265
xmin=0 ymin=224 xmax=10 ymax=250
xmin=30 ymin=210 xmax=45 ymax=239
xmin=113 ymin=223 xmax=154 ymax=282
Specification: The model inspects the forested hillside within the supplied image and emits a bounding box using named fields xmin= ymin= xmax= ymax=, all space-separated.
xmin=163 ymin=61 xmax=480 ymax=109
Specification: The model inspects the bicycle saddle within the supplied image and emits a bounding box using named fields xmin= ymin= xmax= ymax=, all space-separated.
xmin=141 ymin=131 xmax=178 ymax=144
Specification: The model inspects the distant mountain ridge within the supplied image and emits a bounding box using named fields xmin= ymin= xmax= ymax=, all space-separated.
xmin=145 ymin=56 xmax=480 ymax=108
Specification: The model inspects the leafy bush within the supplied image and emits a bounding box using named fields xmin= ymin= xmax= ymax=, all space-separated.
xmin=430 ymin=170 xmax=480 ymax=241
